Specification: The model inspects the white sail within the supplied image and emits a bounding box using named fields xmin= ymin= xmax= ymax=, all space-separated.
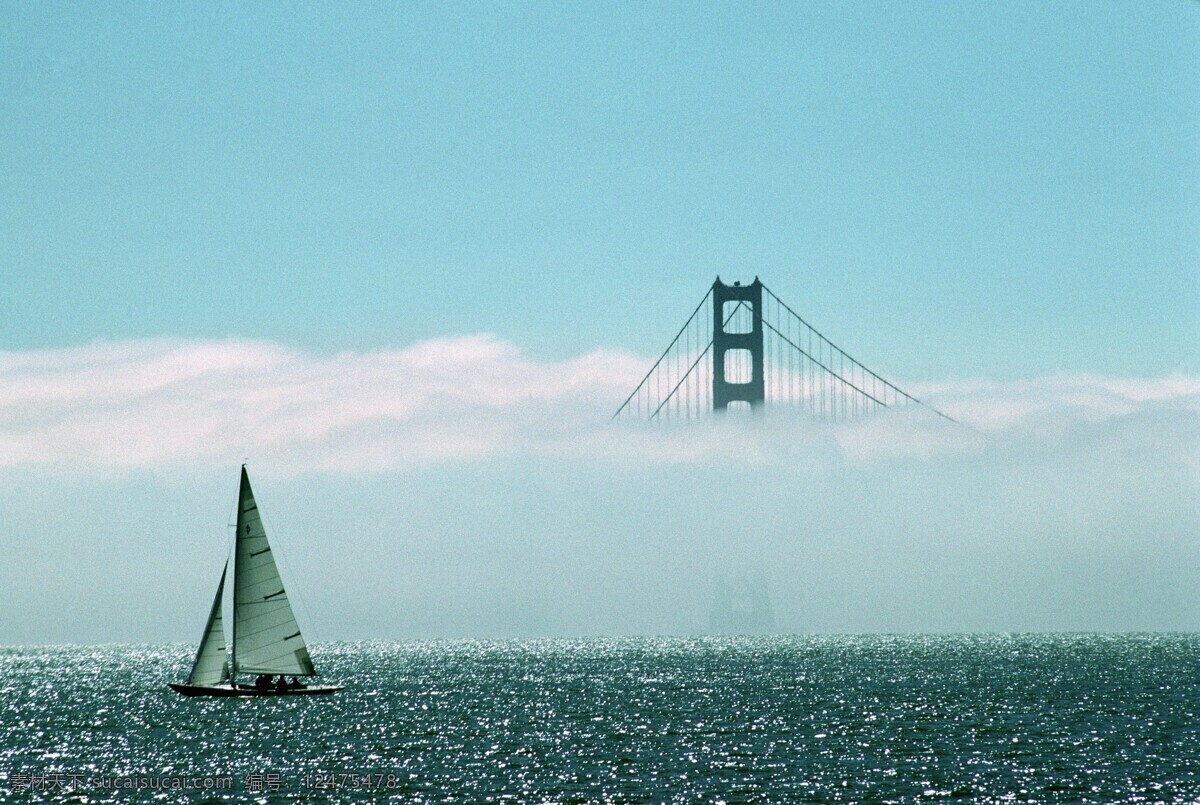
xmin=232 ymin=467 xmax=317 ymax=677
xmin=185 ymin=560 xmax=231 ymax=686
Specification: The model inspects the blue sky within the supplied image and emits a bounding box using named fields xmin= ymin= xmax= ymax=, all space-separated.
xmin=1 ymin=3 xmax=1198 ymax=643
xmin=3 ymin=2 xmax=1196 ymax=376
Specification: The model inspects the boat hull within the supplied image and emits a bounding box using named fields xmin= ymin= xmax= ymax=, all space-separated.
xmin=169 ymin=683 xmax=342 ymax=697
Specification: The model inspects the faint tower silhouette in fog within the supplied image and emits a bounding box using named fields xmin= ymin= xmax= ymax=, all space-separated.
xmin=710 ymin=572 xmax=775 ymax=635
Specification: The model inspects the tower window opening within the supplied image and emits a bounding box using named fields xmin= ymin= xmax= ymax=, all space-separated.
xmin=724 ymin=349 xmax=753 ymax=384
xmin=722 ymin=301 xmax=754 ymax=334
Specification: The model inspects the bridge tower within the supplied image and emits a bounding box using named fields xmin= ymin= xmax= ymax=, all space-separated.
xmin=712 ymin=277 xmax=765 ymax=411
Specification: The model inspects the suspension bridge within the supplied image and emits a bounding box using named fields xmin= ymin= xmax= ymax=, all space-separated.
xmin=614 ymin=277 xmax=959 ymax=425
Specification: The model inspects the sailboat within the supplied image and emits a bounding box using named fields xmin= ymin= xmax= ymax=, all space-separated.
xmin=170 ymin=466 xmax=341 ymax=697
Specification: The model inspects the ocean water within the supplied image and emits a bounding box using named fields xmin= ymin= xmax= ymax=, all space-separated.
xmin=1 ymin=634 xmax=1198 ymax=802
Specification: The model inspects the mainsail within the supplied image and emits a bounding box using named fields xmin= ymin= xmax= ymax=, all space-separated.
xmin=185 ymin=561 xmax=231 ymax=686
xmin=231 ymin=466 xmax=316 ymax=677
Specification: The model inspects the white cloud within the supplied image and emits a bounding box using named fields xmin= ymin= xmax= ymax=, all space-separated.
xmin=0 ymin=336 xmax=641 ymax=472
xmin=2 ymin=337 xmax=1198 ymax=640
xmin=0 ymin=337 xmax=1196 ymax=475
xmin=916 ymin=373 xmax=1200 ymax=428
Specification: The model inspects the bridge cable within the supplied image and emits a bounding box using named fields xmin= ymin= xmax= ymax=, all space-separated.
xmin=761 ymin=283 xmax=963 ymax=426
xmin=613 ymin=287 xmax=713 ymax=419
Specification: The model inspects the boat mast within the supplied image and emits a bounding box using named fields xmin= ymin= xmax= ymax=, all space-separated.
xmin=230 ymin=464 xmax=244 ymax=685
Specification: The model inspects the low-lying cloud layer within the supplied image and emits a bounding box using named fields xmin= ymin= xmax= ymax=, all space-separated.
xmin=2 ymin=336 xmax=1198 ymax=641
xmin=1 ymin=336 xmax=1197 ymax=475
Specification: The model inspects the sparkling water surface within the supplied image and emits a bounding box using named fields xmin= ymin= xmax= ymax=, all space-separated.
xmin=2 ymin=634 xmax=1198 ymax=802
